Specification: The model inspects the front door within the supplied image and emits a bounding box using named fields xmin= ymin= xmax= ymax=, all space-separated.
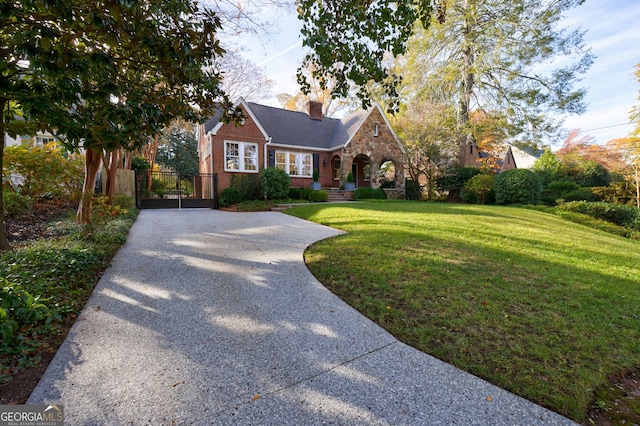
xmin=351 ymin=164 xmax=358 ymax=188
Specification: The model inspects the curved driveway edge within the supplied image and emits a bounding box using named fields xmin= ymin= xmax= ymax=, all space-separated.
xmin=29 ymin=210 xmax=576 ymax=425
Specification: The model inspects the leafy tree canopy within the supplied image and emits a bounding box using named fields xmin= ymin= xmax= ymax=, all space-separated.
xmin=297 ymin=0 xmax=440 ymax=112
xmin=156 ymin=123 xmax=200 ymax=175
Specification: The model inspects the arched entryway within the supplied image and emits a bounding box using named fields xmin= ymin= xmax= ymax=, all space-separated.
xmin=378 ymin=159 xmax=397 ymax=188
xmin=351 ymin=154 xmax=372 ymax=188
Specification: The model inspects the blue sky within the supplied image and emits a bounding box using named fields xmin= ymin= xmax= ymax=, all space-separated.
xmin=237 ymin=0 xmax=640 ymax=145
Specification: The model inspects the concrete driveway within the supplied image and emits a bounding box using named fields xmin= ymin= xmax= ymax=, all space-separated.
xmin=29 ymin=210 xmax=575 ymax=425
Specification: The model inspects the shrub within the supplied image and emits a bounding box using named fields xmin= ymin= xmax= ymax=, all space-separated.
xmin=219 ymin=187 xmax=242 ymax=207
xmin=405 ymin=179 xmax=422 ymax=201
xmin=567 ymin=160 xmax=610 ymax=187
xmin=0 ymin=281 xmax=51 ymax=341
xmin=556 ymin=201 xmax=639 ymax=228
xmin=288 ymin=188 xmax=303 ymax=199
xmin=353 ymin=187 xmax=387 ymax=200
xmin=494 ymin=169 xmax=542 ymax=205
xmin=300 ymin=187 xmax=313 ymax=201
xmin=131 ymin=156 xmax=150 ymax=171
xmin=463 ymin=174 xmax=495 ymax=204
xmin=591 ymin=183 xmax=635 ymax=205
xmin=2 ymin=189 xmax=33 ymax=217
xmin=229 ymin=174 xmax=261 ymax=201
xmin=541 ymin=181 xmax=597 ymax=205
xmin=2 ymin=143 xmax=83 ymax=202
xmin=436 ymin=166 xmax=482 ymax=201
xmin=308 ymin=190 xmax=329 ymax=202
xmin=260 ymin=167 xmax=290 ymax=200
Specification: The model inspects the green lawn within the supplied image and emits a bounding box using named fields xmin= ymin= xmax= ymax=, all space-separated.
xmin=286 ymin=201 xmax=640 ymax=422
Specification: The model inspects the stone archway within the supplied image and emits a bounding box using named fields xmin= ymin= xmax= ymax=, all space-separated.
xmin=351 ymin=154 xmax=372 ymax=188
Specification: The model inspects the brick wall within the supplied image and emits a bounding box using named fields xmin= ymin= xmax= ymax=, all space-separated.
xmin=200 ymin=106 xmax=268 ymax=192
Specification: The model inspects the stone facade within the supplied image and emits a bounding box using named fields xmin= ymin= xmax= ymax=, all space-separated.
xmin=339 ymin=107 xmax=405 ymax=191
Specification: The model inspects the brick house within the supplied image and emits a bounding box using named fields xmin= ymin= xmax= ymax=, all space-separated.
xmin=198 ymin=98 xmax=406 ymax=197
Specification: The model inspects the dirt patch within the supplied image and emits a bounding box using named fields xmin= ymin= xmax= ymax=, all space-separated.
xmin=585 ymin=370 xmax=640 ymax=426
xmin=4 ymin=200 xmax=74 ymax=244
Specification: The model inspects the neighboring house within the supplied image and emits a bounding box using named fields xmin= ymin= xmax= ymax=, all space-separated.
xmin=4 ymin=132 xmax=57 ymax=147
xmin=198 ymin=98 xmax=406 ymax=196
xmin=458 ymin=140 xmax=544 ymax=173
xmin=500 ymin=145 xmax=544 ymax=172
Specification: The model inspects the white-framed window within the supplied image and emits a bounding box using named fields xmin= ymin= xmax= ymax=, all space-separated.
xmin=374 ymin=123 xmax=379 ymax=137
xmin=225 ymin=141 xmax=258 ymax=172
xmin=276 ymin=151 xmax=313 ymax=177
xmin=35 ymin=136 xmax=56 ymax=146
xmin=333 ymin=158 xmax=340 ymax=180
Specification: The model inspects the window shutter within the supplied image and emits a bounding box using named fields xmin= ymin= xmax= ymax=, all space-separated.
xmin=313 ymin=153 xmax=320 ymax=174
xmin=268 ymin=149 xmax=275 ymax=168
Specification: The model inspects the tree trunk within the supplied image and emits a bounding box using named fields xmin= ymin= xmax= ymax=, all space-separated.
xmin=124 ymin=150 xmax=133 ymax=170
xmin=143 ymin=135 xmax=159 ymax=191
xmin=636 ymin=164 xmax=640 ymax=209
xmin=77 ymin=147 xmax=102 ymax=224
xmin=457 ymin=0 xmax=475 ymax=166
xmin=0 ymin=97 xmax=11 ymax=251
xmin=103 ymin=149 xmax=121 ymax=202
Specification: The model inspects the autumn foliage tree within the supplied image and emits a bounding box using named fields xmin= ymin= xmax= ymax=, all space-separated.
xmin=392 ymin=102 xmax=458 ymax=200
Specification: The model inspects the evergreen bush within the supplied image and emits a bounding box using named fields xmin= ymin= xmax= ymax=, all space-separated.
xmin=556 ymin=201 xmax=639 ymax=228
xmin=219 ymin=187 xmax=242 ymax=207
xmin=494 ymin=169 xmax=542 ymax=205
xmin=260 ymin=167 xmax=290 ymax=200
xmin=308 ymin=190 xmax=329 ymax=202
xmin=353 ymin=187 xmax=387 ymax=200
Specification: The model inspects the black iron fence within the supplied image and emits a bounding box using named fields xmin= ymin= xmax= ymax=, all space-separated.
xmin=135 ymin=171 xmax=217 ymax=209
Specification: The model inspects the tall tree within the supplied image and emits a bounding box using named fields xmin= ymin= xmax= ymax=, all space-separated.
xmin=297 ymin=0 xmax=439 ymax=112
xmin=279 ymin=62 xmax=355 ymax=117
xmin=408 ymin=0 xmax=593 ymax=149
xmin=2 ymin=0 xmax=240 ymax=237
xmin=299 ymin=0 xmax=593 ymax=159
xmin=608 ymin=63 xmax=640 ymax=208
xmin=607 ymin=137 xmax=640 ymax=208
xmin=156 ymin=122 xmax=200 ymax=175
xmin=213 ymin=50 xmax=275 ymax=102
xmin=391 ymin=101 xmax=458 ymax=199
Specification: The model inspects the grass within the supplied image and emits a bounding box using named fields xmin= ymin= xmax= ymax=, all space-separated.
xmin=0 ymin=196 xmax=139 ymax=384
xmin=286 ymin=201 xmax=640 ymax=422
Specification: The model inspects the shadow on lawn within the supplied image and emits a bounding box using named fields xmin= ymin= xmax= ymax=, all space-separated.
xmin=298 ymin=202 xmax=640 ymax=422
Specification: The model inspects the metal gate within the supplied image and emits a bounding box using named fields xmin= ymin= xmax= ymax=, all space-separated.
xmin=135 ymin=171 xmax=217 ymax=209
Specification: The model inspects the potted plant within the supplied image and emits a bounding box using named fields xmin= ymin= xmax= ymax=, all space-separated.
xmin=311 ymin=169 xmax=321 ymax=190
xmin=345 ymin=171 xmax=356 ymax=190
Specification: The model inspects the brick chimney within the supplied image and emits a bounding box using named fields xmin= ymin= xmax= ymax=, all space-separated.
xmin=308 ymin=101 xmax=323 ymax=121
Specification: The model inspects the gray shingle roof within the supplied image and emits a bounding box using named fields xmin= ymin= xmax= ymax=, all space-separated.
xmin=203 ymin=109 xmax=224 ymax=134
xmin=205 ymin=101 xmax=370 ymax=150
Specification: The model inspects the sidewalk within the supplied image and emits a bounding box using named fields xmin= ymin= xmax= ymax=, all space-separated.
xmin=29 ymin=210 xmax=576 ymax=425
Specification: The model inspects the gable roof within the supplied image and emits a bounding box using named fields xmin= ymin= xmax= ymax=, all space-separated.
xmin=507 ymin=145 xmax=544 ymax=169
xmin=203 ymin=98 xmax=379 ymax=151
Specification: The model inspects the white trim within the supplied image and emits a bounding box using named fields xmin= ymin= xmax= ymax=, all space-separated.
xmin=275 ymin=150 xmax=313 ymax=178
xmin=206 ymin=97 xmax=270 ymax=141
